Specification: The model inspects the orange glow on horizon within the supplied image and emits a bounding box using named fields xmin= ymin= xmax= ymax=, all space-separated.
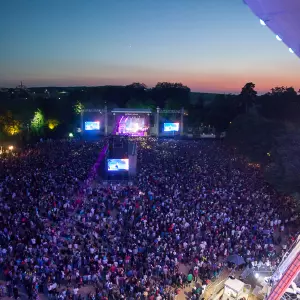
xmin=5 ymin=70 xmax=299 ymax=94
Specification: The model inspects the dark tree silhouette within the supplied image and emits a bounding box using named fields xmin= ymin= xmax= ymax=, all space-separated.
xmin=240 ymin=82 xmax=257 ymax=114
xmin=259 ymin=86 xmax=299 ymax=122
xmin=151 ymin=82 xmax=190 ymax=109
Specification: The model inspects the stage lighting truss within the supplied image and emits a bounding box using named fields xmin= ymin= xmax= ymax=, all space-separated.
xmin=82 ymin=109 xmax=105 ymax=113
xmin=159 ymin=109 xmax=185 ymax=114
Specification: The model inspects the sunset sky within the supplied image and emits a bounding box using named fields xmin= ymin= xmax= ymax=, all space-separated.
xmin=1 ymin=0 xmax=299 ymax=93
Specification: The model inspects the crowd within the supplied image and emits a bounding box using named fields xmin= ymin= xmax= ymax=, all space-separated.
xmin=0 ymin=138 xmax=299 ymax=300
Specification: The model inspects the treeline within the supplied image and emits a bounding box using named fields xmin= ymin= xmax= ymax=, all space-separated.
xmin=0 ymin=81 xmax=273 ymax=138
xmin=0 ymin=81 xmax=299 ymax=136
xmin=0 ymin=81 xmax=300 ymax=134
xmin=226 ymin=85 xmax=300 ymax=198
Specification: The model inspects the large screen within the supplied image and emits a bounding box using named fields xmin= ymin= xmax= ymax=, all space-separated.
xmin=164 ymin=123 xmax=179 ymax=132
xmin=117 ymin=116 xmax=149 ymax=136
xmin=107 ymin=159 xmax=129 ymax=171
xmin=85 ymin=121 xmax=100 ymax=131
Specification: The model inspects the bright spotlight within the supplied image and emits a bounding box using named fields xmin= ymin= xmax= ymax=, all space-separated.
xmin=8 ymin=145 xmax=14 ymax=150
xmin=69 ymin=133 xmax=74 ymax=138
xmin=289 ymin=48 xmax=294 ymax=54
xmin=276 ymin=35 xmax=282 ymax=41
xmin=260 ymin=19 xmax=266 ymax=26
xmin=255 ymin=273 xmax=259 ymax=278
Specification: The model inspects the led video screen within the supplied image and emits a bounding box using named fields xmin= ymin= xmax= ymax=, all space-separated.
xmin=85 ymin=121 xmax=100 ymax=131
xmin=164 ymin=123 xmax=179 ymax=132
xmin=117 ymin=116 xmax=148 ymax=136
xmin=107 ymin=159 xmax=129 ymax=171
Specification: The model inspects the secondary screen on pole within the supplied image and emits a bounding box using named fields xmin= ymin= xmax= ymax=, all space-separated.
xmin=107 ymin=159 xmax=129 ymax=171
xmin=164 ymin=123 xmax=179 ymax=132
xmin=85 ymin=121 xmax=100 ymax=130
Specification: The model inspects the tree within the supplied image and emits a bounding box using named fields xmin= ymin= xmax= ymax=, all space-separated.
xmin=151 ymin=82 xmax=190 ymax=108
xmin=264 ymin=125 xmax=300 ymax=196
xmin=259 ymin=86 xmax=299 ymax=122
xmin=205 ymin=94 xmax=239 ymax=131
xmin=74 ymin=100 xmax=84 ymax=114
xmin=126 ymin=97 xmax=155 ymax=110
xmin=226 ymin=82 xmax=300 ymax=199
xmin=31 ymin=109 xmax=45 ymax=134
xmin=126 ymin=82 xmax=147 ymax=90
xmin=226 ymin=113 xmax=282 ymax=163
xmin=126 ymin=97 xmax=143 ymax=109
xmin=270 ymin=86 xmax=286 ymax=95
xmin=239 ymin=82 xmax=257 ymax=114
xmin=47 ymin=119 xmax=60 ymax=130
xmin=124 ymin=83 xmax=148 ymax=107
xmin=0 ymin=111 xmax=22 ymax=136
xmin=270 ymin=86 xmax=297 ymax=97
xmin=101 ymin=86 xmax=128 ymax=108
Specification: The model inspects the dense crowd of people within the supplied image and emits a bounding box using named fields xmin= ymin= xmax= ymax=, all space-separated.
xmin=0 ymin=138 xmax=299 ymax=300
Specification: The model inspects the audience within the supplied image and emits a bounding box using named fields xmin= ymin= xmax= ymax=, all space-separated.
xmin=0 ymin=138 xmax=298 ymax=300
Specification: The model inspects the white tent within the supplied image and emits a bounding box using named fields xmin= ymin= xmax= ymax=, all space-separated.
xmin=223 ymin=278 xmax=245 ymax=299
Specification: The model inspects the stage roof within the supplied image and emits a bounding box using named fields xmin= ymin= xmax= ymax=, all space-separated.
xmin=244 ymin=0 xmax=300 ymax=58
xmin=111 ymin=108 xmax=152 ymax=114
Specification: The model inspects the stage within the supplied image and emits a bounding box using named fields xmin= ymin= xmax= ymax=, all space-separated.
xmin=80 ymin=107 xmax=186 ymax=137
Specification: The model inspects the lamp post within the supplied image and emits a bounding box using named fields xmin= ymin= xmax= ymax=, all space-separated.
xmin=156 ymin=107 xmax=160 ymax=137
xmin=180 ymin=107 xmax=184 ymax=136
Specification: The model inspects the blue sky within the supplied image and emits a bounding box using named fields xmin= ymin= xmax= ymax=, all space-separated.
xmin=0 ymin=0 xmax=299 ymax=93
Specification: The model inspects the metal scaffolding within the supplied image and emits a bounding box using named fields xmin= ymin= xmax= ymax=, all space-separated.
xmin=81 ymin=106 xmax=185 ymax=137
xmin=156 ymin=107 xmax=185 ymax=136
xmin=81 ymin=107 xmax=108 ymax=135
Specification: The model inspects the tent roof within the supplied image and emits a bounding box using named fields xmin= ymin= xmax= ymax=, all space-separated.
xmin=225 ymin=278 xmax=245 ymax=293
xmin=244 ymin=0 xmax=300 ymax=58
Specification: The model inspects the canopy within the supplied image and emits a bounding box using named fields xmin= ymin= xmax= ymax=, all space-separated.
xmin=244 ymin=0 xmax=300 ymax=58
xmin=227 ymin=254 xmax=246 ymax=266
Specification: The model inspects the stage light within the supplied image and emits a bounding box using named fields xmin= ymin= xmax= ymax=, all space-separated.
xmin=8 ymin=145 xmax=14 ymax=150
xmin=255 ymin=273 xmax=259 ymax=278
xmin=289 ymin=48 xmax=294 ymax=54
xmin=69 ymin=133 xmax=74 ymax=137
xmin=276 ymin=35 xmax=282 ymax=41
xmin=260 ymin=19 xmax=266 ymax=26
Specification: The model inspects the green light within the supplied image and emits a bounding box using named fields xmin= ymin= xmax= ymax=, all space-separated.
xmin=31 ymin=109 xmax=45 ymax=132
xmin=69 ymin=133 xmax=74 ymax=137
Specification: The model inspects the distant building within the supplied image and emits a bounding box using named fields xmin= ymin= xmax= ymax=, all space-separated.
xmin=14 ymin=81 xmax=30 ymax=99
